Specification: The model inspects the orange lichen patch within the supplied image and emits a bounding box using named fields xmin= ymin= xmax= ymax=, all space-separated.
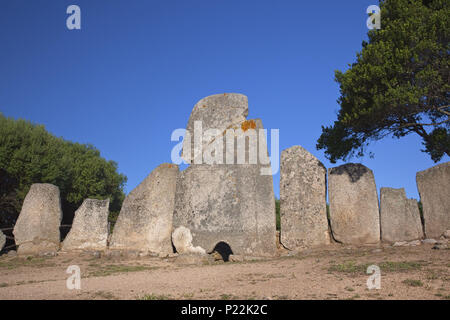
xmin=241 ymin=120 xmax=256 ymax=132
xmin=224 ymin=93 xmax=227 ymax=96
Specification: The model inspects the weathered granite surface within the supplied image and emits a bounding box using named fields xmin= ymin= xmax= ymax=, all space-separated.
xmin=13 ymin=184 xmax=62 ymax=255
xmin=280 ymin=146 xmax=330 ymax=249
xmin=380 ymin=188 xmax=423 ymax=243
xmin=110 ymin=163 xmax=178 ymax=254
xmin=181 ymin=93 xmax=249 ymax=164
xmin=62 ymin=199 xmax=110 ymax=251
xmin=328 ymin=164 xmax=380 ymax=244
xmin=416 ymin=162 xmax=450 ymax=239
xmin=174 ymin=94 xmax=277 ymax=256
xmin=173 ymin=163 xmax=277 ymax=256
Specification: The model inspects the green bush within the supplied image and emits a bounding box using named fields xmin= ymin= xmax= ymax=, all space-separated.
xmin=0 ymin=113 xmax=127 ymax=229
xmin=275 ymin=198 xmax=280 ymax=231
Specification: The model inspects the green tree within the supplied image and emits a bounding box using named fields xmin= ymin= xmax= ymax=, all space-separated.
xmin=0 ymin=113 xmax=127 ymax=229
xmin=275 ymin=197 xmax=280 ymax=231
xmin=317 ymin=0 xmax=449 ymax=163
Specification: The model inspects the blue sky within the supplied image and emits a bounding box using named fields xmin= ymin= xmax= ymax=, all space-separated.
xmin=0 ymin=0 xmax=447 ymax=200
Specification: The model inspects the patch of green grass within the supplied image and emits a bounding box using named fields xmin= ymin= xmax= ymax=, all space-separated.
xmin=264 ymin=273 xmax=285 ymax=279
xmin=345 ymin=287 xmax=355 ymax=292
xmin=139 ymin=293 xmax=172 ymax=300
xmin=0 ymin=257 xmax=56 ymax=270
xmin=402 ymin=279 xmax=423 ymax=287
xmin=88 ymin=264 xmax=158 ymax=277
xmin=328 ymin=260 xmax=425 ymax=274
xmin=378 ymin=261 xmax=424 ymax=272
xmin=92 ymin=291 xmax=117 ymax=300
xmin=182 ymin=292 xmax=194 ymax=299
xmin=328 ymin=261 xmax=364 ymax=273
xmin=427 ymin=273 xmax=439 ymax=280
xmin=220 ymin=294 xmax=234 ymax=300
xmin=275 ymin=198 xmax=280 ymax=231
xmin=0 ymin=283 xmax=8 ymax=288
xmin=61 ymin=259 xmax=73 ymax=264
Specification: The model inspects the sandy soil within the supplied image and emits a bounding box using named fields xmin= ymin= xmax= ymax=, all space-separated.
xmin=0 ymin=244 xmax=448 ymax=300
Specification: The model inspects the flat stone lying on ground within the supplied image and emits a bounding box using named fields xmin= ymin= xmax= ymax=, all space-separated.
xmin=13 ymin=184 xmax=62 ymax=255
xmin=280 ymin=145 xmax=329 ymax=249
xmin=110 ymin=163 xmax=178 ymax=254
xmin=380 ymin=187 xmax=423 ymax=243
xmin=416 ymin=162 xmax=450 ymax=239
xmin=62 ymin=199 xmax=110 ymax=251
xmin=328 ymin=163 xmax=380 ymax=245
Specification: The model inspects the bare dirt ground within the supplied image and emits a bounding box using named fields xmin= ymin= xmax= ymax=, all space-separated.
xmin=0 ymin=244 xmax=448 ymax=300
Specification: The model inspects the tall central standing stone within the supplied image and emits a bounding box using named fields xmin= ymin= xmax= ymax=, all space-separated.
xmin=182 ymin=93 xmax=249 ymax=164
xmin=110 ymin=163 xmax=178 ymax=254
xmin=173 ymin=93 xmax=277 ymax=256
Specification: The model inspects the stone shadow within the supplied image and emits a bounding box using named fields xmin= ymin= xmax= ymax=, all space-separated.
xmin=329 ymin=163 xmax=369 ymax=183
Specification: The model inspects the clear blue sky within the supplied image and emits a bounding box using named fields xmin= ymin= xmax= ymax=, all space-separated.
xmin=0 ymin=0 xmax=447 ymax=200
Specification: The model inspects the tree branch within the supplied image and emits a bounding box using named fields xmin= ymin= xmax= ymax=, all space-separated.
xmin=437 ymin=105 xmax=450 ymax=116
xmin=395 ymin=118 xmax=450 ymax=129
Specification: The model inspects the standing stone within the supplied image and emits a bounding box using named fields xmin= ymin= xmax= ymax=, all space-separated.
xmin=328 ymin=164 xmax=380 ymax=244
xmin=0 ymin=230 xmax=5 ymax=252
xmin=280 ymin=146 xmax=330 ymax=249
xmin=380 ymin=188 xmax=423 ymax=243
xmin=110 ymin=163 xmax=178 ymax=254
xmin=182 ymin=93 xmax=249 ymax=163
xmin=173 ymin=163 xmax=276 ymax=256
xmin=173 ymin=94 xmax=277 ymax=256
xmin=62 ymin=199 xmax=110 ymax=251
xmin=416 ymin=162 xmax=450 ymax=239
xmin=13 ymin=184 xmax=62 ymax=255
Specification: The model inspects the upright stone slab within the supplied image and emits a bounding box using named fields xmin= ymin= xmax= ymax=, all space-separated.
xmin=0 ymin=230 xmax=5 ymax=251
xmin=280 ymin=146 xmax=329 ymax=249
xmin=182 ymin=93 xmax=249 ymax=163
xmin=62 ymin=199 xmax=110 ymax=251
xmin=380 ymin=188 xmax=423 ymax=243
xmin=13 ymin=184 xmax=62 ymax=254
xmin=328 ymin=164 xmax=380 ymax=244
xmin=416 ymin=162 xmax=450 ymax=238
xmin=174 ymin=93 xmax=277 ymax=256
xmin=110 ymin=163 xmax=178 ymax=254
xmin=173 ymin=164 xmax=276 ymax=256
